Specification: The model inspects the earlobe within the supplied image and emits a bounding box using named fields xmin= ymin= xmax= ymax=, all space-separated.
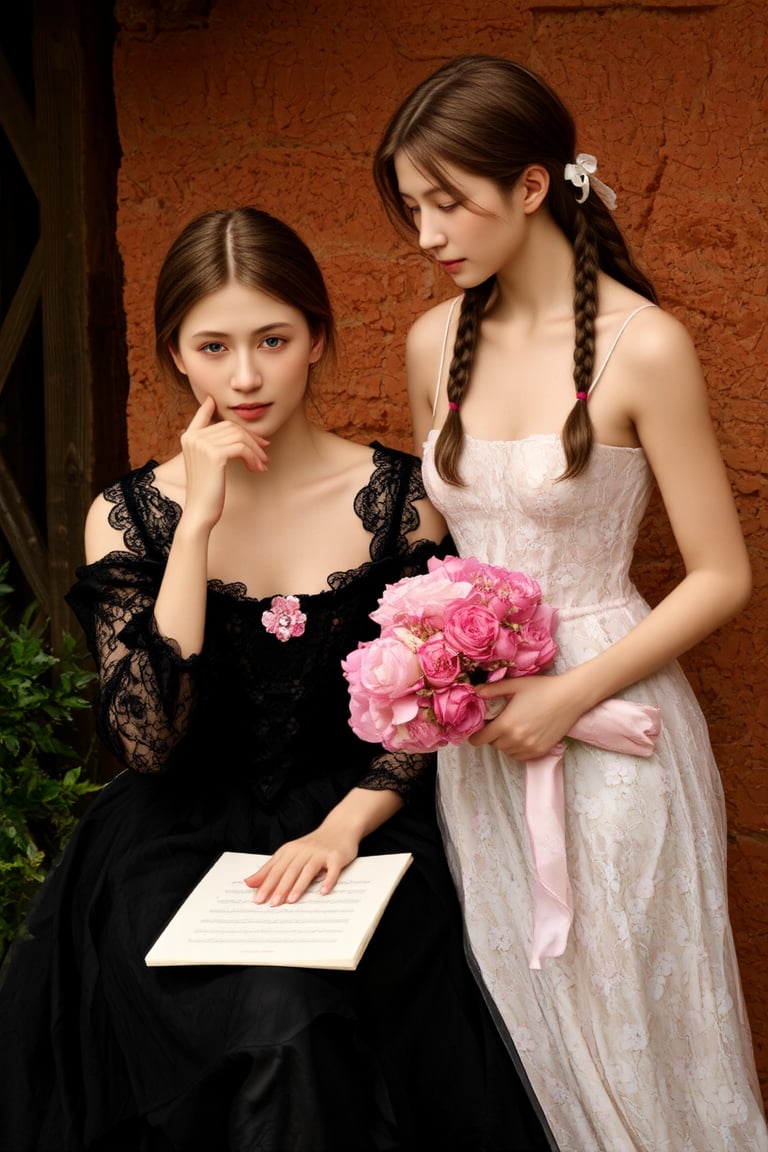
xmin=309 ymin=332 xmax=325 ymax=366
xmin=521 ymin=165 xmax=550 ymax=214
xmin=169 ymin=342 xmax=187 ymax=376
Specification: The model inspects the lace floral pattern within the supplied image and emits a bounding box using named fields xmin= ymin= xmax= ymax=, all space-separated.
xmin=66 ymin=443 xmax=449 ymax=802
xmin=424 ymin=431 xmax=768 ymax=1152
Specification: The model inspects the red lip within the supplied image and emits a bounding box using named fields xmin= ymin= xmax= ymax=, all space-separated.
xmin=438 ymin=259 xmax=465 ymax=273
xmin=231 ymin=404 xmax=271 ymax=421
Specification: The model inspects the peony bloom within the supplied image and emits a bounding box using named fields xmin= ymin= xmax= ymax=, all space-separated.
xmin=370 ymin=568 xmax=474 ymax=636
xmin=342 ymin=636 xmax=423 ymax=700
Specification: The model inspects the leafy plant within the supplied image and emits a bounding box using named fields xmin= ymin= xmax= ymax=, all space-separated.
xmin=0 ymin=563 xmax=102 ymax=961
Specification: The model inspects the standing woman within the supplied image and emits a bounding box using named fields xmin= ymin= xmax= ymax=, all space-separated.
xmin=373 ymin=54 xmax=768 ymax=1152
xmin=0 ymin=207 xmax=554 ymax=1152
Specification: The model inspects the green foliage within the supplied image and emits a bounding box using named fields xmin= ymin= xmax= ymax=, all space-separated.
xmin=0 ymin=564 xmax=102 ymax=961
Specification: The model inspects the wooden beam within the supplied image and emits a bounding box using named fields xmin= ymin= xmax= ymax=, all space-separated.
xmin=0 ymin=240 xmax=41 ymax=398
xmin=34 ymin=0 xmax=92 ymax=640
xmin=0 ymin=42 xmax=38 ymax=195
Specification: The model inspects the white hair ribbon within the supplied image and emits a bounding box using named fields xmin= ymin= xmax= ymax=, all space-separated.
xmin=564 ymin=153 xmax=617 ymax=211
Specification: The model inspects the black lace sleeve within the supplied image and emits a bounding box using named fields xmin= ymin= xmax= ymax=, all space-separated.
xmin=65 ymin=469 xmax=200 ymax=774
xmin=352 ymin=443 xmax=454 ymax=801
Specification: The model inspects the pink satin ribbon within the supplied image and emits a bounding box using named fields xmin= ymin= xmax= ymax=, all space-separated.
xmin=525 ymin=698 xmax=662 ymax=970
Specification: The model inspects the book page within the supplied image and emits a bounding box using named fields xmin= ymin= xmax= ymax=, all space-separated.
xmin=145 ymin=851 xmax=413 ymax=971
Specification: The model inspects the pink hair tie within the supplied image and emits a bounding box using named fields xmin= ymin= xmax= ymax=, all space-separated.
xmin=448 ymin=401 xmax=460 ymax=411
xmin=576 ymin=391 xmax=588 ymax=402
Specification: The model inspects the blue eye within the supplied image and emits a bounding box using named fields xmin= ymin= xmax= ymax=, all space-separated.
xmin=262 ymin=336 xmax=285 ymax=349
xmin=202 ymin=342 xmax=226 ymax=354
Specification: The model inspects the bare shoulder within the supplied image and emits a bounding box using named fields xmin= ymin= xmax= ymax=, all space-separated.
xmin=318 ymin=430 xmax=376 ymax=475
xmin=618 ymin=303 xmax=698 ymax=366
xmin=406 ymin=295 xmax=462 ymax=360
xmin=83 ymin=455 xmax=185 ymax=564
xmin=83 ymin=486 xmax=126 ymax=564
xmin=406 ymin=296 xmax=463 ymax=443
xmin=597 ymin=293 xmax=705 ymax=413
xmin=619 ymin=305 xmax=706 ymax=410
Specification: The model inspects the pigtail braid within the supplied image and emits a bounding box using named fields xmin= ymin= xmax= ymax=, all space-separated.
xmin=434 ymin=277 xmax=495 ymax=486
xmin=558 ymin=195 xmax=657 ymax=481
xmin=560 ymin=209 xmax=598 ymax=480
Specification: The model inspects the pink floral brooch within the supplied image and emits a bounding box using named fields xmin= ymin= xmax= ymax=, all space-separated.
xmin=261 ymin=595 xmax=307 ymax=642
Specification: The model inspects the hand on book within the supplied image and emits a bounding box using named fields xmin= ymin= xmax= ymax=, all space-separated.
xmin=145 ymin=851 xmax=414 ymax=970
xmin=244 ymin=825 xmax=360 ymax=906
xmin=245 ymin=786 xmax=405 ymax=906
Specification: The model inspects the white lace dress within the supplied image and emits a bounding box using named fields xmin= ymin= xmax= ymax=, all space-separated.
xmin=422 ymin=428 xmax=768 ymax=1152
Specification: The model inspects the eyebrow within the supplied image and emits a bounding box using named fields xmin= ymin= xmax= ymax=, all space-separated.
xmin=190 ymin=322 xmax=296 ymax=339
xmin=400 ymin=184 xmax=445 ymax=200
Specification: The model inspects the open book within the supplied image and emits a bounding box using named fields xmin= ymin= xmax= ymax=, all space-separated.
xmin=145 ymin=850 xmax=413 ymax=971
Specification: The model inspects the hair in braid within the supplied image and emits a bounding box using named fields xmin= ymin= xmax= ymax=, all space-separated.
xmin=438 ymin=278 xmax=494 ymax=485
xmin=562 ymin=209 xmax=599 ymax=479
xmin=373 ymin=55 xmax=658 ymax=484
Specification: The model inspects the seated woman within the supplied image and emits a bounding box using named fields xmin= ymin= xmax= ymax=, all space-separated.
xmin=0 ymin=206 xmax=556 ymax=1152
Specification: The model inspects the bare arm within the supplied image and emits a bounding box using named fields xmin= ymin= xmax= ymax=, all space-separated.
xmin=85 ymin=396 xmax=268 ymax=659
xmin=244 ymin=786 xmax=405 ymax=906
xmin=473 ymin=309 xmax=752 ymax=757
xmin=154 ymin=396 xmax=268 ymax=655
xmin=77 ymin=492 xmax=204 ymax=772
xmin=406 ymin=299 xmax=459 ymax=454
xmin=79 ymin=397 xmax=268 ymax=771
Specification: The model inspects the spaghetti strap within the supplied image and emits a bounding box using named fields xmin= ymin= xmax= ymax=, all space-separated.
xmin=431 ymin=296 xmax=462 ymax=420
xmin=588 ymin=302 xmax=657 ymax=396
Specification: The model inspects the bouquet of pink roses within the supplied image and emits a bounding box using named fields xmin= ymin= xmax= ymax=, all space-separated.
xmin=343 ymin=553 xmax=663 ymax=970
xmin=342 ymin=554 xmax=558 ymax=753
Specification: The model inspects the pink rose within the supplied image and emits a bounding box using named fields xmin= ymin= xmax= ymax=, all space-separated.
xmin=431 ymin=682 xmax=487 ymax=742
xmin=488 ymin=624 xmax=521 ymax=665
xmin=347 ymin=690 xmax=392 ymax=744
xmin=486 ymin=570 xmax=544 ymax=625
xmin=370 ymin=568 xmax=474 ymax=636
xmin=529 ymin=602 xmax=558 ymax=634
xmin=345 ymin=676 xmax=421 ymax=748
xmin=434 ymin=556 xmax=541 ymax=611
xmin=443 ymin=603 xmax=500 ymax=661
xmin=510 ymin=607 xmax=559 ymax=674
xmin=342 ymin=636 xmax=422 ymax=700
xmin=343 ymin=639 xmax=424 ymax=747
xmin=396 ymin=707 xmax=449 ymax=753
xmin=417 ymin=635 xmax=463 ymax=688
xmin=343 ymin=556 xmax=559 ymax=756
xmin=428 ymin=554 xmax=482 ymax=584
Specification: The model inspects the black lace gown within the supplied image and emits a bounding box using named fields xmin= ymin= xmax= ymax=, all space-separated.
xmin=0 ymin=444 xmax=556 ymax=1152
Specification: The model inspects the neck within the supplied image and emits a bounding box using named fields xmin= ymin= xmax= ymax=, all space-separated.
xmin=493 ymin=212 xmax=575 ymax=320
xmin=232 ymin=415 xmax=333 ymax=495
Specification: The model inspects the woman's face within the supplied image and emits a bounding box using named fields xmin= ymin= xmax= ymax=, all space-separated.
xmin=170 ymin=280 xmax=323 ymax=437
xmin=393 ymin=151 xmax=526 ymax=288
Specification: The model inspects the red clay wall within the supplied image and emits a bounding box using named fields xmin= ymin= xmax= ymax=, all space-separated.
xmin=113 ymin=0 xmax=768 ymax=1101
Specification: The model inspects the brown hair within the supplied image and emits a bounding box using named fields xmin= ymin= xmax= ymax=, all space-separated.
xmin=154 ymin=207 xmax=337 ymax=392
xmin=373 ymin=55 xmax=657 ymax=483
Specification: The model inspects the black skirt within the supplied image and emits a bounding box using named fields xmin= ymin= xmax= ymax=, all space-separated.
xmin=0 ymin=764 xmax=555 ymax=1152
